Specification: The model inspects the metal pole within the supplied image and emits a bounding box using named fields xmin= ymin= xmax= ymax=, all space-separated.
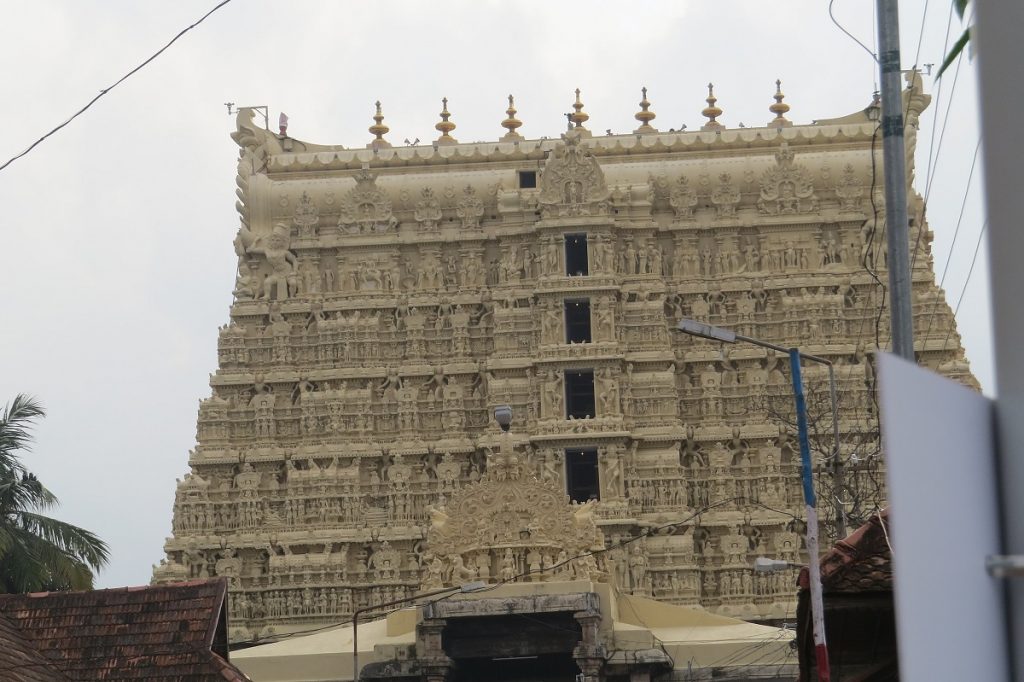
xmin=975 ymin=0 xmax=1024 ymax=678
xmin=827 ymin=364 xmax=846 ymax=539
xmin=790 ymin=349 xmax=831 ymax=682
xmin=876 ymin=0 xmax=915 ymax=361
xmin=736 ymin=331 xmax=845 ymax=537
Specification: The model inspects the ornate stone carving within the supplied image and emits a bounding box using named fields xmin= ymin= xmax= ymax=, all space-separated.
xmin=538 ymin=135 xmax=610 ymax=217
xmin=711 ymin=173 xmax=740 ymax=218
xmin=424 ymin=438 xmax=606 ymax=587
xmin=455 ymin=185 xmax=484 ymax=229
xmin=337 ymin=171 xmax=398 ymax=234
xmin=245 ymin=223 xmax=298 ymax=300
xmin=835 ymin=163 xmax=864 ymax=212
xmin=757 ymin=143 xmax=818 ymax=214
xmin=293 ymin=191 xmax=319 ymax=238
xmin=414 ymin=187 xmax=443 ymax=232
xmin=669 ymin=176 xmax=698 ymax=220
xmin=163 ymin=89 xmax=976 ymax=639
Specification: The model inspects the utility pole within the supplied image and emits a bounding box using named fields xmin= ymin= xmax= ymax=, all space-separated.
xmin=976 ymin=0 xmax=1024 ymax=678
xmin=790 ymin=350 xmax=831 ymax=682
xmin=675 ymin=320 xmax=834 ymax=680
xmin=875 ymin=0 xmax=915 ymax=360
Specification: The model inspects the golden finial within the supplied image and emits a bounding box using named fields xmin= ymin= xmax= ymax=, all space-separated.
xmin=500 ymin=94 xmax=523 ymax=141
xmin=435 ymin=97 xmax=458 ymax=145
xmin=569 ymin=88 xmax=591 ymax=136
xmin=368 ymin=101 xmax=391 ymax=148
xmin=769 ymin=79 xmax=792 ymax=127
xmin=701 ymin=83 xmax=724 ymax=131
xmin=634 ymin=86 xmax=658 ymax=134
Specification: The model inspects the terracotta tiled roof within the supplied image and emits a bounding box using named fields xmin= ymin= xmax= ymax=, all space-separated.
xmin=0 ymin=578 xmax=249 ymax=681
xmin=799 ymin=509 xmax=893 ymax=593
xmin=0 ymin=612 xmax=68 ymax=681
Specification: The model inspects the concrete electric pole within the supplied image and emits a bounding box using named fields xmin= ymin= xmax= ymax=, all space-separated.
xmin=875 ymin=0 xmax=916 ymax=361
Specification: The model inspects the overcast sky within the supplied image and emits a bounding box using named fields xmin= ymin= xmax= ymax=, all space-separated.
xmin=0 ymin=1 xmax=987 ymax=589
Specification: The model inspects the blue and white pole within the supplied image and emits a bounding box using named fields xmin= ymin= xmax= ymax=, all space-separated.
xmin=790 ymin=348 xmax=831 ymax=682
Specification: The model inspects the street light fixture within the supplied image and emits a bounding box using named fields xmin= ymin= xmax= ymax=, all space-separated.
xmin=352 ymin=581 xmax=486 ymax=681
xmin=674 ymin=318 xmax=845 ymax=537
xmin=753 ymin=556 xmax=805 ymax=573
xmin=675 ymin=317 xmax=837 ymax=682
xmin=494 ymin=404 xmax=513 ymax=432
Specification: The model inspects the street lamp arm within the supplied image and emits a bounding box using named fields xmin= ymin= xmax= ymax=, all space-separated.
xmin=675 ymin=318 xmax=833 ymax=367
xmin=674 ymin=316 xmax=836 ymax=680
xmin=674 ymin=317 xmax=845 ymax=538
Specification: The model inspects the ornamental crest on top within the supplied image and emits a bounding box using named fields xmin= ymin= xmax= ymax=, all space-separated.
xmin=757 ymin=142 xmax=818 ymax=215
xmin=422 ymin=441 xmax=606 ymax=588
xmin=337 ymin=170 xmax=398 ymax=234
xmin=293 ymin=191 xmax=319 ymax=238
xmin=413 ymin=187 xmax=443 ymax=232
xmin=538 ymin=134 xmax=610 ymax=218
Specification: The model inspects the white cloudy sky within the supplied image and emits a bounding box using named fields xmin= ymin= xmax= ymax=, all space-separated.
xmin=0 ymin=1 xmax=987 ymax=588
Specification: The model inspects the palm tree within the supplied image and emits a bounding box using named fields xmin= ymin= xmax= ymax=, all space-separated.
xmin=937 ymin=0 xmax=971 ymax=78
xmin=0 ymin=395 xmax=109 ymax=592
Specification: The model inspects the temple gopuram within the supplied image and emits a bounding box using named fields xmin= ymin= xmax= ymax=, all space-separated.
xmin=154 ymin=77 xmax=975 ymax=649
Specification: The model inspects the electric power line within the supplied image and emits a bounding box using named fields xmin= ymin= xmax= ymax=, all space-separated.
xmin=828 ymin=0 xmax=880 ymax=64
xmin=918 ymin=138 xmax=982 ymax=342
xmin=940 ymin=219 xmax=988 ymax=352
xmin=0 ymin=0 xmax=234 ymax=174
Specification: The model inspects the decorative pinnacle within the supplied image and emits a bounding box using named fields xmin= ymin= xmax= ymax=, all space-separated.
xmin=769 ymin=79 xmax=792 ymax=127
xmin=368 ymin=101 xmax=391 ymax=148
xmin=435 ymin=97 xmax=458 ymax=145
xmin=570 ymin=88 xmax=590 ymax=129
xmin=701 ymin=83 xmax=724 ymax=131
xmin=634 ymin=86 xmax=658 ymax=134
xmin=500 ymin=94 xmax=523 ymax=141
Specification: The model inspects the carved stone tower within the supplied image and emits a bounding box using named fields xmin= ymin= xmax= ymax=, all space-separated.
xmin=156 ymin=81 xmax=975 ymax=643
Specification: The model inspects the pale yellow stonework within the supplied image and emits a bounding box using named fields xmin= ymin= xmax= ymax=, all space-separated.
xmin=155 ymin=78 xmax=974 ymax=644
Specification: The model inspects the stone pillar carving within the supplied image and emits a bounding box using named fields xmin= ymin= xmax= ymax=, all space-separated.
xmin=416 ymin=619 xmax=451 ymax=682
xmin=573 ymin=611 xmax=605 ymax=682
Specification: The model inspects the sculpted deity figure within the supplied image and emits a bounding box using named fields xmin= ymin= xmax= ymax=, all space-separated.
xmin=422 ymin=366 xmax=446 ymax=403
xmin=628 ymin=544 xmax=649 ymax=592
xmin=379 ymin=369 xmax=403 ymax=403
xmin=292 ymin=376 xmax=316 ymax=404
xmin=542 ymin=305 xmax=561 ymax=344
xmin=543 ymin=371 xmax=564 ymax=418
xmin=232 ymin=272 xmax=257 ymax=301
xmin=623 ymin=240 xmax=637 ymax=274
xmin=500 ymin=549 xmax=517 ymax=581
xmin=450 ymin=554 xmax=475 ymax=584
xmin=423 ymin=556 xmax=445 ymax=589
xmin=595 ymin=303 xmax=614 ymax=340
xmin=545 ymin=238 xmax=560 ymax=274
xmin=597 ymin=368 xmax=619 ymax=415
xmin=251 ymin=223 xmax=298 ymax=300
xmin=601 ymin=450 xmax=623 ymax=498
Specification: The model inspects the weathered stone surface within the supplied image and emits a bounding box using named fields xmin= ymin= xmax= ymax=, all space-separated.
xmin=157 ymin=80 xmax=974 ymax=643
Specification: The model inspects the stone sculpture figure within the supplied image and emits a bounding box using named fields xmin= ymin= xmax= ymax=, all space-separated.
xmin=379 ymin=369 xmax=403 ymax=403
xmin=537 ymin=134 xmax=610 ymax=217
xmin=247 ymin=223 xmax=297 ymax=300
xmin=543 ymin=371 xmax=564 ymax=418
xmin=628 ymin=544 xmax=649 ymax=593
xmin=456 ymin=185 xmax=484 ymax=229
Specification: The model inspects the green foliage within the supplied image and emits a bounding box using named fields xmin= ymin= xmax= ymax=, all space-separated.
xmin=0 ymin=395 xmax=109 ymax=592
xmin=937 ymin=0 xmax=971 ymax=78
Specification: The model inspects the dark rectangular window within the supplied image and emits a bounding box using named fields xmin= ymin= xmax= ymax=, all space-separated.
xmin=565 ymin=447 xmax=600 ymax=503
xmin=564 ymin=299 xmax=592 ymax=343
xmin=565 ymin=369 xmax=595 ymax=419
xmin=518 ymin=170 xmax=537 ymax=189
xmin=564 ymin=234 xmax=589 ymax=276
